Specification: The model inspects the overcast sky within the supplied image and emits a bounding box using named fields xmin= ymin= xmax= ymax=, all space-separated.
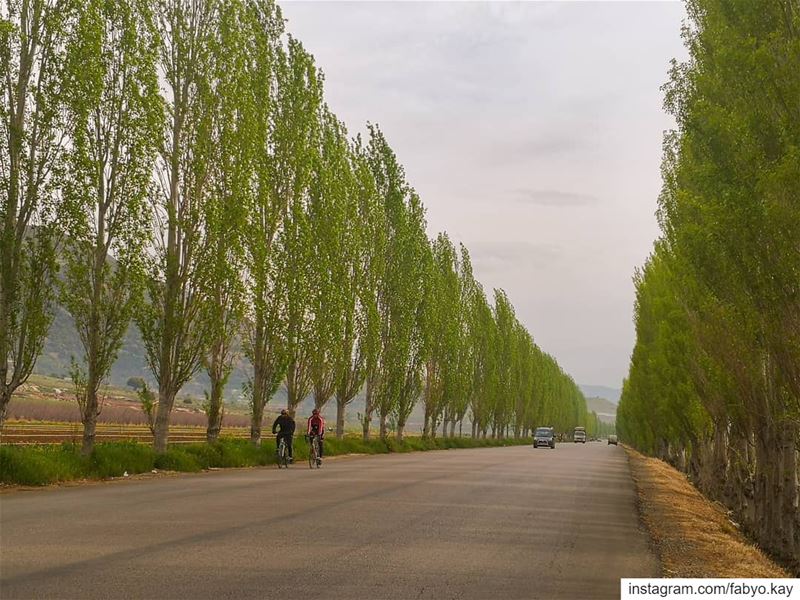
xmin=279 ymin=1 xmax=688 ymax=389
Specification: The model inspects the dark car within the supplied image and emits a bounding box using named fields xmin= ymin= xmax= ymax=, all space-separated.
xmin=533 ymin=427 xmax=556 ymax=449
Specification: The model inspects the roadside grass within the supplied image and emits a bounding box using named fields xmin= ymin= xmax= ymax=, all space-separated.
xmin=1 ymin=435 xmax=527 ymax=486
xmin=624 ymin=446 xmax=793 ymax=577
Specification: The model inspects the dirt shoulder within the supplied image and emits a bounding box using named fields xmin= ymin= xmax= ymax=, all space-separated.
xmin=625 ymin=445 xmax=791 ymax=578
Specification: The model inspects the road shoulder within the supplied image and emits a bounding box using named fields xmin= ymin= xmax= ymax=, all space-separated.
xmin=625 ymin=445 xmax=791 ymax=577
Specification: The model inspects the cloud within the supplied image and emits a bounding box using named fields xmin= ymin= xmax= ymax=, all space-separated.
xmin=512 ymin=188 xmax=601 ymax=207
xmin=468 ymin=240 xmax=562 ymax=270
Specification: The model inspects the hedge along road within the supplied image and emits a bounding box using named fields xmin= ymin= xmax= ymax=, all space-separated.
xmin=0 ymin=444 xmax=658 ymax=599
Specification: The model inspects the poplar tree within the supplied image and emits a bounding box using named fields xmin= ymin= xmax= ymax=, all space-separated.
xmin=468 ymin=285 xmax=495 ymax=438
xmin=421 ymin=233 xmax=460 ymax=438
xmin=366 ymin=124 xmax=427 ymax=440
xmin=199 ymin=0 xmax=252 ymax=442
xmin=353 ymin=134 xmax=387 ymax=441
xmin=274 ymin=38 xmax=322 ymax=419
xmin=307 ymin=107 xmax=350 ymax=413
xmin=60 ymin=0 xmax=162 ymax=454
xmin=330 ymin=136 xmax=379 ymax=438
xmin=239 ymin=1 xmax=286 ymax=444
xmin=442 ymin=245 xmax=475 ymax=437
xmin=0 ymin=0 xmax=67 ymax=426
xmin=137 ymin=0 xmax=218 ymax=452
xmin=491 ymin=290 xmax=516 ymax=438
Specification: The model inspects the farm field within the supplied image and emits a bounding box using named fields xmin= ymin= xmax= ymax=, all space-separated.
xmin=0 ymin=421 xmax=254 ymax=445
xmin=2 ymin=375 xmax=418 ymax=444
xmin=3 ymin=374 xmax=262 ymax=438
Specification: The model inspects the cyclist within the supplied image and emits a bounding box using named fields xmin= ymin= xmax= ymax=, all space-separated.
xmin=307 ymin=408 xmax=325 ymax=465
xmin=271 ymin=409 xmax=295 ymax=463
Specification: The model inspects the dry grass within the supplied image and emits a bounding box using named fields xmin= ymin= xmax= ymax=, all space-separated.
xmin=625 ymin=445 xmax=791 ymax=578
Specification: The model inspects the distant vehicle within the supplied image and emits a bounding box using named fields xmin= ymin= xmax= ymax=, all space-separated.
xmin=574 ymin=426 xmax=586 ymax=444
xmin=533 ymin=427 xmax=555 ymax=449
xmin=608 ymin=435 xmax=618 ymax=446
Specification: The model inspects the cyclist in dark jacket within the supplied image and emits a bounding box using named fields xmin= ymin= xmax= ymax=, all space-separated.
xmin=272 ymin=409 xmax=295 ymax=462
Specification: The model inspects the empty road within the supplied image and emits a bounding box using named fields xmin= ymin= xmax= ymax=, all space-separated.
xmin=1 ymin=443 xmax=659 ymax=599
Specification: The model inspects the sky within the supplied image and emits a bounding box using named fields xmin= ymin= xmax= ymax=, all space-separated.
xmin=279 ymin=1 xmax=688 ymax=389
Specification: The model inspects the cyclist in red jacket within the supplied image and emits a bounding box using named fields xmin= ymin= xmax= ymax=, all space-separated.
xmin=307 ymin=408 xmax=325 ymax=464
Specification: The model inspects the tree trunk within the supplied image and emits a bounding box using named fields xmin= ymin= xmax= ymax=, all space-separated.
xmin=153 ymin=385 xmax=176 ymax=453
xmin=362 ymin=414 xmax=371 ymax=441
xmin=471 ymin=419 xmax=477 ymax=438
xmin=250 ymin=368 xmax=265 ymax=445
xmin=0 ymin=391 xmax=10 ymax=429
xmin=724 ymin=430 xmax=749 ymax=517
xmin=80 ymin=378 xmax=100 ymax=456
xmin=379 ymin=412 xmax=388 ymax=440
xmin=396 ymin=422 xmax=405 ymax=442
xmin=81 ymin=397 xmax=97 ymax=456
xmin=335 ymin=395 xmax=346 ymax=439
xmin=710 ymin=420 xmax=728 ymax=503
xmin=777 ymin=421 xmax=799 ymax=562
xmin=250 ymin=404 xmax=264 ymax=444
xmin=206 ymin=379 xmax=224 ymax=444
xmin=449 ymin=420 xmax=456 ymax=438
xmin=362 ymin=376 xmax=375 ymax=441
xmin=753 ymin=426 xmax=773 ymax=547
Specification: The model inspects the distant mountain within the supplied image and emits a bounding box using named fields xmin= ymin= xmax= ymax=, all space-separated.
xmin=585 ymin=396 xmax=617 ymax=424
xmin=35 ymin=303 xmax=251 ymax=400
xmin=580 ymin=385 xmax=620 ymax=404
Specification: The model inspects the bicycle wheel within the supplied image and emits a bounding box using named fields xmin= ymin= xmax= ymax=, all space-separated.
xmin=277 ymin=440 xmax=285 ymax=469
xmin=308 ymin=437 xmax=316 ymax=469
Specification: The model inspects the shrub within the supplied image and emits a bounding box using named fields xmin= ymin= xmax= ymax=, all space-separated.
xmin=0 ymin=444 xmax=86 ymax=485
xmin=126 ymin=377 xmax=146 ymax=390
xmin=91 ymin=442 xmax=155 ymax=478
xmin=217 ymin=438 xmax=269 ymax=467
xmin=182 ymin=443 xmax=223 ymax=469
xmin=154 ymin=448 xmax=201 ymax=472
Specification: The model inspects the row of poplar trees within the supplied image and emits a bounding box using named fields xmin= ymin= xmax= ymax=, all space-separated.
xmin=1 ymin=0 xmax=594 ymax=456
xmin=617 ymin=0 xmax=799 ymax=566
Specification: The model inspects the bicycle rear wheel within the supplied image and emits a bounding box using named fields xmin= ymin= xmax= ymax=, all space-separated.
xmin=277 ymin=440 xmax=286 ymax=469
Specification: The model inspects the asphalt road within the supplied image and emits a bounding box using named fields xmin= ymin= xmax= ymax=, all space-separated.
xmin=1 ymin=443 xmax=659 ymax=599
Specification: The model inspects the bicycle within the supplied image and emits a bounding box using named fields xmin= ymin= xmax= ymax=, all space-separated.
xmin=307 ymin=434 xmax=321 ymax=469
xmin=276 ymin=436 xmax=290 ymax=469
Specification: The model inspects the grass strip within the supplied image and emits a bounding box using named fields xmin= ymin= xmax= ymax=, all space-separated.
xmin=1 ymin=435 xmax=527 ymax=486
